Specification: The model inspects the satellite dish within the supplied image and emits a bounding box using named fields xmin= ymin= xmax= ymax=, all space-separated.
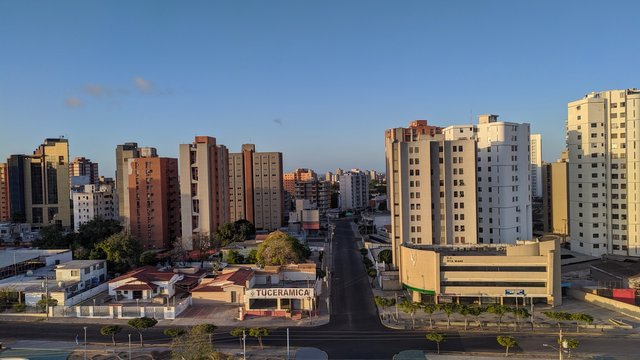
xmin=26 ymin=270 xmax=33 ymax=276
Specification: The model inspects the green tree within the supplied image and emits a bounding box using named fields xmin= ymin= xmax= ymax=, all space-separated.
xmin=171 ymin=328 xmax=230 ymax=360
xmin=458 ymin=304 xmax=471 ymax=330
xmin=35 ymin=224 xmax=70 ymax=249
xmin=570 ymin=313 xmax=593 ymax=333
xmin=235 ymin=219 xmax=256 ymax=240
xmin=421 ymin=303 xmax=438 ymax=329
xmin=497 ymin=335 xmax=517 ymax=357
xmin=139 ymin=251 xmax=159 ymax=266
xmin=511 ymin=307 xmax=530 ymax=330
xmin=230 ymin=327 xmax=247 ymax=348
xmin=213 ymin=222 xmax=244 ymax=246
xmin=468 ymin=306 xmax=485 ymax=329
xmin=249 ymin=327 xmax=270 ymax=350
xmin=374 ymin=296 xmax=395 ymax=320
xmin=75 ymin=218 xmax=122 ymax=249
xmin=487 ymin=305 xmax=511 ymax=332
xmin=367 ymin=267 xmax=377 ymax=279
xmin=164 ymin=328 xmax=186 ymax=339
xmin=36 ymin=296 xmax=57 ymax=313
xmin=560 ymin=338 xmax=579 ymax=358
xmin=100 ymin=325 xmax=122 ymax=347
xmin=98 ymin=232 xmax=142 ymax=273
xmin=426 ymin=332 xmax=446 ymax=354
xmin=256 ymin=231 xmax=310 ymax=266
xmin=543 ymin=311 xmax=572 ymax=329
xmin=12 ymin=303 xmax=26 ymax=313
xmin=245 ymin=249 xmax=258 ymax=264
xmin=225 ymin=250 xmax=244 ymax=264
xmin=378 ymin=249 xmax=392 ymax=264
xmin=439 ymin=303 xmax=458 ymax=329
xmin=192 ymin=323 xmax=217 ymax=345
xmin=128 ymin=317 xmax=158 ymax=347
xmin=399 ymin=299 xmax=421 ymax=329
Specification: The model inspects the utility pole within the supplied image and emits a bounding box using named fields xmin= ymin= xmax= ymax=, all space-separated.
xmin=286 ymin=328 xmax=290 ymax=360
xmin=45 ymin=276 xmax=49 ymax=320
xmin=128 ymin=334 xmax=132 ymax=360
xmin=395 ymin=292 xmax=399 ymax=321
xmin=83 ymin=326 xmax=87 ymax=360
xmin=242 ymin=329 xmax=246 ymax=360
xmin=558 ymin=329 xmax=564 ymax=360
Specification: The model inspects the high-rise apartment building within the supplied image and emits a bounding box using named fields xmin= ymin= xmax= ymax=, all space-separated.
xmin=283 ymin=168 xmax=317 ymax=195
xmin=69 ymin=157 xmax=99 ymax=186
xmin=386 ymin=121 xmax=477 ymax=265
xmin=295 ymin=179 xmax=331 ymax=214
xmin=0 ymin=163 xmax=9 ymax=222
xmin=566 ymin=88 xmax=640 ymax=256
xmin=6 ymin=139 xmax=71 ymax=228
xmin=115 ymin=143 xmax=140 ymax=229
xmin=444 ymin=114 xmax=532 ymax=244
xmin=339 ymin=170 xmax=369 ymax=211
xmin=128 ymin=153 xmax=180 ymax=250
xmin=530 ymin=134 xmax=543 ymax=198
xmin=542 ymin=156 xmax=569 ymax=237
xmin=72 ymin=180 xmax=118 ymax=232
xmin=179 ymin=136 xmax=229 ymax=250
xmin=229 ymin=144 xmax=284 ymax=231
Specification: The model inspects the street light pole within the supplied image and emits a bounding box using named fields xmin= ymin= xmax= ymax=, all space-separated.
xmin=558 ymin=329 xmax=564 ymax=360
xmin=128 ymin=333 xmax=132 ymax=359
xmin=83 ymin=326 xmax=87 ymax=360
xmin=242 ymin=330 xmax=246 ymax=360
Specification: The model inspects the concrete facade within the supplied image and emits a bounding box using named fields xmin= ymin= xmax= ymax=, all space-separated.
xmin=295 ymin=179 xmax=331 ymax=215
xmin=542 ymin=159 xmax=569 ymax=236
xmin=530 ymin=134 xmax=542 ymax=198
xmin=229 ymin=144 xmax=284 ymax=231
xmin=566 ymin=89 xmax=640 ymax=256
xmin=179 ymin=136 xmax=229 ymax=250
xmin=128 ymin=154 xmax=180 ymax=250
xmin=72 ymin=182 xmax=118 ymax=232
xmin=115 ymin=143 xmax=140 ymax=230
xmin=400 ymin=239 xmax=561 ymax=306
xmin=69 ymin=157 xmax=99 ymax=186
xmin=0 ymin=163 xmax=9 ymax=222
xmin=284 ymin=168 xmax=317 ymax=195
xmin=339 ymin=170 xmax=369 ymax=211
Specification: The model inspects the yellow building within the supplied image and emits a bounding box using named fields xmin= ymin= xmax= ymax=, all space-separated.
xmin=542 ymin=158 xmax=569 ymax=237
xmin=400 ymin=237 xmax=561 ymax=306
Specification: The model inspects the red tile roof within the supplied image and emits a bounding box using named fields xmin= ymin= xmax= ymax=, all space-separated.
xmin=191 ymin=268 xmax=254 ymax=293
xmin=109 ymin=266 xmax=178 ymax=284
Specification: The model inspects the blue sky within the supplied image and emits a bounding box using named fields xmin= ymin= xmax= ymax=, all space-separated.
xmin=1 ymin=1 xmax=639 ymax=177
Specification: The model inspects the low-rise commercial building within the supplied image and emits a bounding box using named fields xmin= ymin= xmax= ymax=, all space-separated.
xmin=399 ymin=238 xmax=561 ymax=306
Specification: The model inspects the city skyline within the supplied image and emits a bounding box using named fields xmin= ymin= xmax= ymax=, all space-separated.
xmin=3 ymin=1 xmax=640 ymax=176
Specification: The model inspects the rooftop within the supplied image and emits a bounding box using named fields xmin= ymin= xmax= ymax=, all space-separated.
xmin=56 ymin=260 xmax=105 ymax=270
xmin=0 ymin=249 xmax=70 ymax=268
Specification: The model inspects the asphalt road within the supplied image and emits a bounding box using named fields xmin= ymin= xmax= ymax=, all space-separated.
xmin=1 ymin=219 xmax=640 ymax=359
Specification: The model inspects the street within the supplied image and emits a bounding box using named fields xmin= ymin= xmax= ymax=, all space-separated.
xmin=1 ymin=218 xmax=640 ymax=359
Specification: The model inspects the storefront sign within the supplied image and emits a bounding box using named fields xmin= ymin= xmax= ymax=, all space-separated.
xmin=246 ymin=288 xmax=314 ymax=299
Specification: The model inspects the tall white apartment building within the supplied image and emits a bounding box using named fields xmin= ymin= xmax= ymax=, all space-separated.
xmin=566 ymin=89 xmax=640 ymax=257
xmin=179 ymin=136 xmax=229 ymax=250
xmin=339 ymin=171 xmax=369 ymax=211
xmin=72 ymin=182 xmax=118 ymax=232
xmin=530 ymin=134 xmax=543 ymax=198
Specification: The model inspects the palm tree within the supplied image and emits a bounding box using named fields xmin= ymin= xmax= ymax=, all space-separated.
xmin=496 ymin=335 xmax=517 ymax=357
xmin=421 ymin=303 xmax=438 ymax=329
xmin=439 ymin=303 xmax=458 ymax=329
xmin=426 ymin=332 xmax=446 ymax=354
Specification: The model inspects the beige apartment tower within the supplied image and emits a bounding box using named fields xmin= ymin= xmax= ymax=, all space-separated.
xmin=179 ymin=136 xmax=230 ymax=251
xmin=385 ymin=121 xmax=477 ymax=266
xmin=229 ymin=144 xmax=284 ymax=231
xmin=115 ymin=142 xmax=140 ymax=229
xmin=542 ymin=157 xmax=569 ymax=237
xmin=566 ymin=88 xmax=640 ymax=256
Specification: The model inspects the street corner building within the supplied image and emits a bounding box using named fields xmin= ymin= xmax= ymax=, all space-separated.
xmin=399 ymin=237 xmax=562 ymax=306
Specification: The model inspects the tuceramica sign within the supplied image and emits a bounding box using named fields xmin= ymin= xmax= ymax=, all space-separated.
xmin=246 ymin=288 xmax=314 ymax=299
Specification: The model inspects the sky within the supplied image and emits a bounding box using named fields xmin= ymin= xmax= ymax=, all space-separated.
xmin=1 ymin=1 xmax=639 ymax=177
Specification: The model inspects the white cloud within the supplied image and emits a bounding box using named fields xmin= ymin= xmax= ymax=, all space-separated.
xmin=84 ymin=84 xmax=107 ymax=96
xmin=65 ymin=96 xmax=83 ymax=107
xmin=133 ymin=76 xmax=154 ymax=92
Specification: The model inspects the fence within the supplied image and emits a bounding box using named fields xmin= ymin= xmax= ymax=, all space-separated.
xmin=49 ymin=296 xmax=192 ymax=320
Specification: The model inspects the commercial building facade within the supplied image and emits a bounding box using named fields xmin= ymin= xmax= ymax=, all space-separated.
xmin=399 ymin=239 xmax=561 ymax=306
xmin=128 ymin=153 xmax=180 ymax=250
xmin=179 ymin=136 xmax=230 ymax=250
xmin=566 ymin=89 xmax=640 ymax=256
xmin=229 ymin=144 xmax=284 ymax=231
